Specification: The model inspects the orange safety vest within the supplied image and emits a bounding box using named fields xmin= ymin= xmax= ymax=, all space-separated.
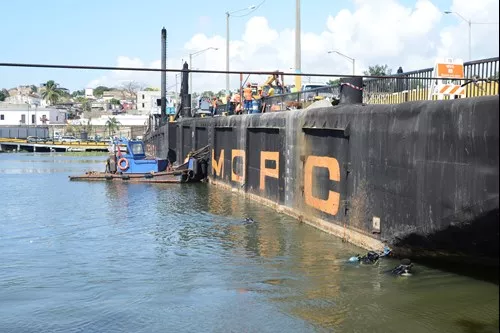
xmin=243 ymin=87 xmax=253 ymax=101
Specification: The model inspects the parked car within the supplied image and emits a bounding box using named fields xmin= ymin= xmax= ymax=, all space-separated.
xmin=26 ymin=136 xmax=39 ymax=143
xmin=60 ymin=136 xmax=81 ymax=143
xmin=27 ymin=136 xmax=50 ymax=143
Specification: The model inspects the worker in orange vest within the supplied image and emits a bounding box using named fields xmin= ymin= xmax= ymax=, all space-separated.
xmin=243 ymin=83 xmax=253 ymax=114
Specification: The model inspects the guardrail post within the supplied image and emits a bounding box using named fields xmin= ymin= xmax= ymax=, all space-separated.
xmin=340 ymin=77 xmax=363 ymax=105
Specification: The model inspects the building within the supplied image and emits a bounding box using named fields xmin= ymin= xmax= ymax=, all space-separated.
xmin=85 ymin=88 xmax=94 ymax=99
xmin=102 ymin=90 xmax=131 ymax=101
xmin=136 ymin=90 xmax=161 ymax=111
xmin=67 ymin=114 xmax=148 ymax=127
xmin=0 ymin=103 xmax=67 ymax=126
xmin=137 ymin=90 xmax=177 ymax=114
xmin=4 ymin=94 xmax=48 ymax=108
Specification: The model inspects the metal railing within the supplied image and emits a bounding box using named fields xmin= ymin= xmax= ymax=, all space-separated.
xmin=258 ymin=57 xmax=499 ymax=109
xmin=362 ymin=57 xmax=499 ymax=104
xmin=259 ymin=85 xmax=340 ymax=112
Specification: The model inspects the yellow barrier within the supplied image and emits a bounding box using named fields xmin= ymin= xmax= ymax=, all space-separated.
xmin=0 ymin=138 xmax=109 ymax=146
xmin=365 ymin=81 xmax=499 ymax=105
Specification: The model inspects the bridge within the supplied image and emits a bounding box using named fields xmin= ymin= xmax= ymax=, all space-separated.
xmin=0 ymin=138 xmax=109 ymax=153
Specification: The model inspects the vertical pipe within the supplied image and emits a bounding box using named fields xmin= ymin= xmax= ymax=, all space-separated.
xmin=161 ymin=27 xmax=167 ymax=121
xmin=294 ymin=0 xmax=302 ymax=91
xmin=226 ymin=12 xmax=230 ymax=93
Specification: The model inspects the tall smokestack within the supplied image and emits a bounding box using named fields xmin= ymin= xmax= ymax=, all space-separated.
xmin=161 ymin=27 xmax=167 ymax=120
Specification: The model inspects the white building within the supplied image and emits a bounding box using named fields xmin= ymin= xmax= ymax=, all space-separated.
xmin=136 ymin=90 xmax=161 ymax=111
xmin=0 ymin=103 xmax=67 ymax=126
xmin=85 ymin=88 xmax=94 ymax=99
xmin=67 ymin=114 xmax=148 ymax=127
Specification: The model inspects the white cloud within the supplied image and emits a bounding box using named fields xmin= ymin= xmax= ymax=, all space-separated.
xmin=88 ymin=0 xmax=499 ymax=93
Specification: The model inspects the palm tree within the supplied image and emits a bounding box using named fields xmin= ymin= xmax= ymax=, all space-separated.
xmin=41 ymin=80 xmax=63 ymax=105
xmin=105 ymin=117 xmax=121 ymax=137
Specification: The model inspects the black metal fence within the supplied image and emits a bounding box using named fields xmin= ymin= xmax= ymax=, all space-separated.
xmin=362 ymin=57 xmax=499 ymax=104
xmin=259 ymin=56 xmax=499 ymax=109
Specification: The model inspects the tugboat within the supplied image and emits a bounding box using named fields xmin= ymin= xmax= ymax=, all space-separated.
xmin=69 ymin=138 xmax=209 ymax=183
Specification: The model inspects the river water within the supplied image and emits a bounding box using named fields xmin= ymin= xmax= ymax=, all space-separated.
xmin=0 ymin=153 xmax=498 ymax=333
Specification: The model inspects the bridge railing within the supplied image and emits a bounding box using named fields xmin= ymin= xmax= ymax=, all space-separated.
xmin=362 ymin=57 xmax=499 ymax=104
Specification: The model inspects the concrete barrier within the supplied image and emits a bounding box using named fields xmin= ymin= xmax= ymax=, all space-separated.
xmin=145 ymin=96 xmax=499 ymax=264
xmin=0 ymin=126 xmax=49 ymax=139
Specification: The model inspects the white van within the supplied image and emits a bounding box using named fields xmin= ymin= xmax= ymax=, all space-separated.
xmin=300 ymin=84 xmax=329 ymax=101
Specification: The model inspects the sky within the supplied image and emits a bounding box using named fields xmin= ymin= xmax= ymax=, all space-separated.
xmin=0 ymin=0 xmax=498 ymax=93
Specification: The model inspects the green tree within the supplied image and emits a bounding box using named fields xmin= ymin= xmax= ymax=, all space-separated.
xmin=41 ymin=80 xmax=64 ymax=105
xmin=72 ymin=89 xmax=85 ymax=97
xmin=65 ymin=124 xmax=76 ymax=135
xmin=105 ymin=117 xmax=121 ymax=137
xmin=363 ymin=64 xmax=392 ymax=76
xmin=93 ymin=86 xmax=112 ymax=98
xmin=110 ymin=98 xmax=121 ymax=105
xmin=30 ymin=85 xmax=38 ymax=93
xmin=75 ymin=96 xmax=92 ymax=112
xmin=201 ymin=90 xmax=215 ymax=98
xmin=0 ymin=89 xmax=8 ymax=101
xmin=327 ymin=79 xmax=340 ymax=86
xmin=216 ymin=89 xmax=228 ymax=97
xmin=144 ymin=87 xmax=159 ymax=91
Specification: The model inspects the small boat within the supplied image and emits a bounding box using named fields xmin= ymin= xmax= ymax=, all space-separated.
xmin=69 ymin=139 xmax=209 ymax=183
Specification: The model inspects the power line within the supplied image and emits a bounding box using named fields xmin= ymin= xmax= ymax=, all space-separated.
xmin=232 ymin=0 xmax=266 ymax=18
xmin=0 ymin=61 xmax=482 ymax=80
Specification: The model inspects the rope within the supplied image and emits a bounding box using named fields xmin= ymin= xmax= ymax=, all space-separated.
xmin=341 ymin=82 xmax=364 ymax=91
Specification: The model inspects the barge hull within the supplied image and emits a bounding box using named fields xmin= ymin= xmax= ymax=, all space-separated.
xmin=145 ymin=96 xmax=499 ymax=263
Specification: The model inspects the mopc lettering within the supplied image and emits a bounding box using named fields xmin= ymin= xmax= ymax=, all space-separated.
xmin=212 ymin=149 xmax=341 ymax=216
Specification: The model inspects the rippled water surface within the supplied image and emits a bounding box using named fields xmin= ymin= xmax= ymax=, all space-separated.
xmin=0 ymin=153 xmax=498 ymax=333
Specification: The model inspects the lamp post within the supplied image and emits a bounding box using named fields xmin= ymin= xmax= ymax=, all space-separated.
xmin=189 ymin=47 xmax=218 ymax=95
xmin=444 ymin=11 xmax=499 ymax=61
xmin=226 ymin=4 xmax=256 ymax=93
xmin=327 ymin=50 xmax=355 ymax=76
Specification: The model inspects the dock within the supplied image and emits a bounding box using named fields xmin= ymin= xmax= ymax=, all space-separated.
xmin=0 ymin=138 xmax=109 ymax=152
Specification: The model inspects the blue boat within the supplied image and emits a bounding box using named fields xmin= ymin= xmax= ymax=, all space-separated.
xmin=69 ymin=138 xmax=209 ymax=183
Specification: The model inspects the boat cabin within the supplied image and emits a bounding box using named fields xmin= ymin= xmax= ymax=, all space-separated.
xmin=112 ymin=139 xmax=168 ymax=173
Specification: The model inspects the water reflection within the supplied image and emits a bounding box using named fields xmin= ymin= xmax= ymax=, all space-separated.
xmin=0 ymin=154 xmax=497 ymax=333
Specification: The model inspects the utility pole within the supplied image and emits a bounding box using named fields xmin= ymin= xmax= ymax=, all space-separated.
xmin=295 ymin=0 xmax=302 ymax=90
xmin=226 ymin=12 xmax=230 ymax=94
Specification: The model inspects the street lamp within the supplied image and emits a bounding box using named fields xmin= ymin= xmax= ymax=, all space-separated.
xmin=189 ymin=47 xmax=218 ymax=95
xmin=226 ymin=4 xmax=256 ymax=93
xmin=444 ymin=11 xmax=499 ymax=61
xmin=327 ymin=50 xmax=355 ymax=76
